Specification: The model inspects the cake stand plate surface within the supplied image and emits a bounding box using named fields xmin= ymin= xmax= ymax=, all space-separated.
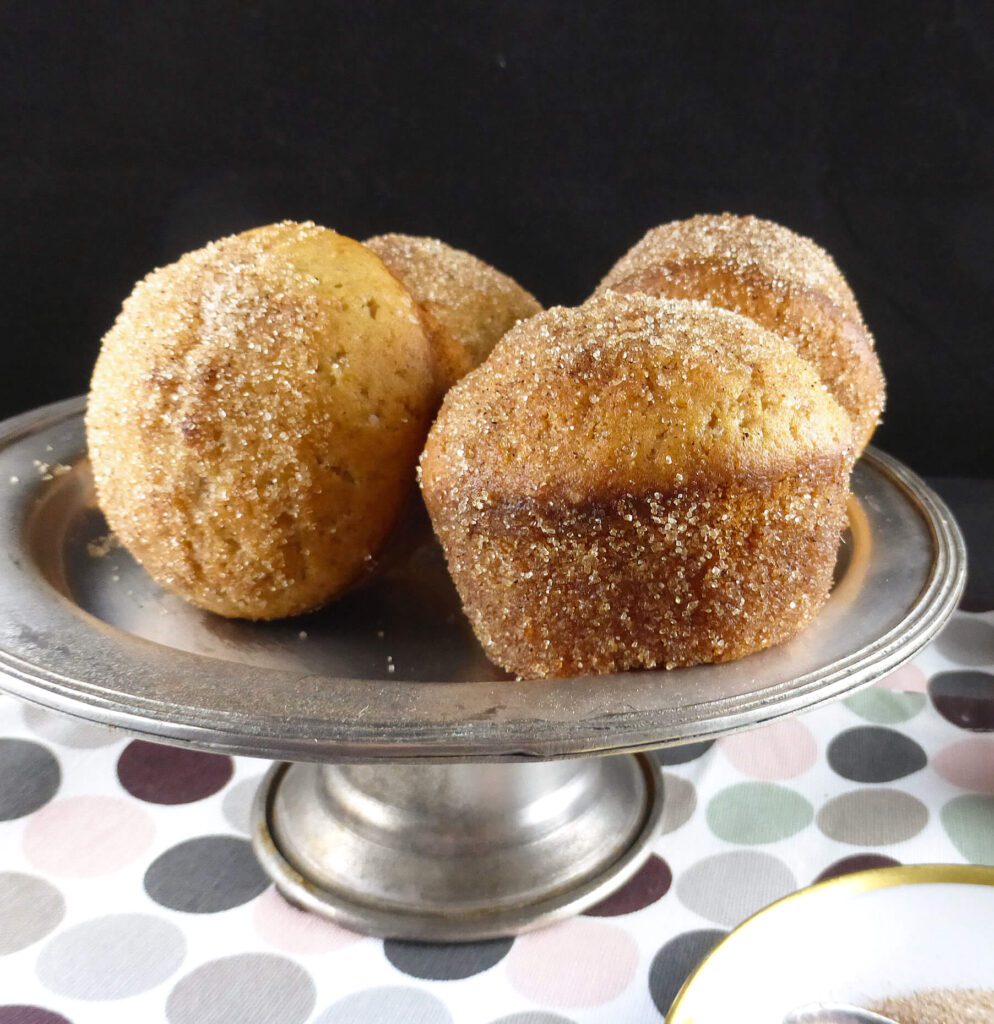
xmin=0 ymin=398 xmax=966 ymax=938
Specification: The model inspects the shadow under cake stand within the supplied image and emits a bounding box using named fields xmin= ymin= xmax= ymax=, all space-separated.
xmin=0 ymin=398 xmax=966 ymax=940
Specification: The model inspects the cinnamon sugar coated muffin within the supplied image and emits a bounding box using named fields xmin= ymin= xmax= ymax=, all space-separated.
xmin=365 ymin=233 xmax=541 ymax=392
xmin=420 ymin=293 xmax=856 ymax=678
xmin=595 ymin=213 xmax=885 ymax=451
xmin=86 ymin=221 xmax=436 ymax=619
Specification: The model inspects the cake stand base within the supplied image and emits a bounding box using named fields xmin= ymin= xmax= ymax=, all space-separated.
xmin=251 ymin=754 xmax=664 ymax=940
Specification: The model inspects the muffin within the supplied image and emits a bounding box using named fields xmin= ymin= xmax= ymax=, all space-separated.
xmin=365 ymin=233 xmax=541 ymax=393
xmin=87 ymin=221 xmax=436 ymax=619
xmin=595 ymin=213 xmax=884 ymax=451
xmin=420 ymin=293 xmax=856 ymax=678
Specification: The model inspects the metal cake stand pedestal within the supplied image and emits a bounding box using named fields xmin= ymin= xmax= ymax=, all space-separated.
xmin=0 ymin=399 xmax=966 ymax=940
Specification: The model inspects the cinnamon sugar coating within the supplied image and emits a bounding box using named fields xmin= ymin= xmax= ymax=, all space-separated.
xmin=365 ymin=233 xmax=541 ymax=393
xmin=420 ymin=294 xmax=856 ymax=678
xmin=874 ymin=989 xmax=994 ymax=1023
xmin=86 ymin=221 xmax=436 ymax=619
xmin=595 ymin=213 xmax=885 ymax=451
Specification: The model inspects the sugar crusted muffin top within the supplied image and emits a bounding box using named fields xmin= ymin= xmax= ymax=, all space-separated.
xmin=366 ymin=232 xmax=541 ymax=389
xmin=421 ymin=292 xmax=855 ymax=507
xmin=597 ymin=212 xmax=863 ymax=315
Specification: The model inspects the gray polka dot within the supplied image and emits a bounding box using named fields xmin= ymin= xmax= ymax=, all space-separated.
xmin=384 ymin=937 xmax=512 ymax=980
xmin=655 ymin=741 xmax=714 ymax=766
xmin=0 ymin=873 xmax=65 ymax=954
xmin=167 ymin=954 xmax=314 ymax=1024
xmin=21 ymin=704 xmax=121 ymax=749
xmin=649 ymin=929 xmax=727 ymax=1016
xmin=145 ymin=835 xmax=269 ymax=912
xmin=315 ymin=987 xmax=452 ymax=1024
xmin=37 ymin=913 xmax=185 ymax=999
xmin=661 ymin=773 xmax=696 ymax=834
xmin=935 ymin=616 xmax=994 ymax=667
xmin=221 ymin=776 xmax=263 ymax=835
xmin=816 ymin=789 xmax=929 ymax=845
xmin=827 ymin=727 xmax=927 ymax=782
xmin=0 ymin=739 xmax=59 ymax=820
xmin=675 ymin=851 xmax=796 ymax=927
xmin=490 ymin=1015 xmax=577 ymax=1024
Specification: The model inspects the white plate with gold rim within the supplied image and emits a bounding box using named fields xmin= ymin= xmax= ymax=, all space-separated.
xmin=668 ymin=864 xmax=994 ymax=1023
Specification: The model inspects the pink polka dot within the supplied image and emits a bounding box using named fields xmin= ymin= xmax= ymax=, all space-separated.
xmin=506 ymin=917 xmax=638 ymax=1008
xmin=878 ymin=663 xmax=928 ymax=693
xmin=23 ymin=796 xmax=154 ymax=877
xmin=933 ymin=737 xmax=994 ymax=793
xmin=252 ymin=887 xmax=360 ymax=954
xmin=720 ymin=718 xmax=818 ymax=779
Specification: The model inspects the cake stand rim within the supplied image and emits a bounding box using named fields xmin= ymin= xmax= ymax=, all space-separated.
xmin=0 ymin=396 xmax=967 ymax=761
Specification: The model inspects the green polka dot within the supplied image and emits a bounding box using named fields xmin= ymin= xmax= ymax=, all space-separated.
xmin=941 ymin=795 xmax=994 ymax=865
xmin=844 ymin=689 xmax=927 ymax=725
xmin=706 ymin=783 xmax=813 ymax=844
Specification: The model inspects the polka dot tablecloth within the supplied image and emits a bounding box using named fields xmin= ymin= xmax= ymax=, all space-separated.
xmin=0 ymin=609 xmax=992 ymax=1024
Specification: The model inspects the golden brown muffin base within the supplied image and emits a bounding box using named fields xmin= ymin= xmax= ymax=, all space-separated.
xmin=427 ymin=458 xmax=850 ymax=678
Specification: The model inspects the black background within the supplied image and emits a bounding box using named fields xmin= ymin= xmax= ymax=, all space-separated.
xmin=3 ymin=1 xmax=992 ymax=474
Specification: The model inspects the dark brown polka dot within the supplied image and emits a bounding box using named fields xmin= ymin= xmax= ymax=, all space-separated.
xmin=928 ymin=671 xmax=994 ymax=731
xmin=0 ymin=1010 xmax=72 ymax=1024
xmin=584 ymin=855 xmax=672 ymax=916
xmin=118 ymin=741 xmax=233 ymax=804
xmin=815 ymin=854 xmax=901 ymax=883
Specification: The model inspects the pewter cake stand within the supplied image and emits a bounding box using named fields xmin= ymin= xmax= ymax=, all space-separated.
xmin=0 ymin=399 xmax=966 ymax=940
